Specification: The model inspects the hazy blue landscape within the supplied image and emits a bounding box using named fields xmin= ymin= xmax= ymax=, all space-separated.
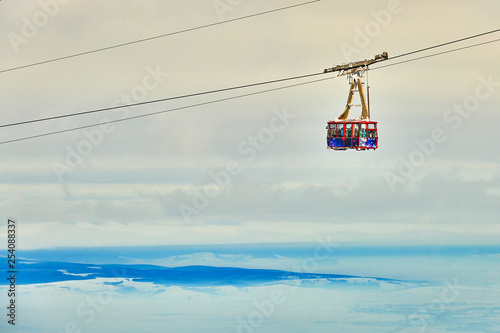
xmin=2 ymin=244 xmax=499 ymax=332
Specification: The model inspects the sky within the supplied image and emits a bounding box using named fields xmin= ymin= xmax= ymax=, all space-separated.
xmin=0 ymin=0 xmax=499 ymax=250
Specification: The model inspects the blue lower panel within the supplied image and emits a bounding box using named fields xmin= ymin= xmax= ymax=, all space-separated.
xmin=329 ymin=138 xmax=345 ymax=148
xmin=359 ymin=138 xmax=377 ymax=148
xmin=329 ymin=138 xmax=374 ymax=149
xmin=367 ymin=138 xmax=377 ymax=148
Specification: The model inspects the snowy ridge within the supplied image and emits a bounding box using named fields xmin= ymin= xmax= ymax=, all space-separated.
xmin=5 ymin=261 xmax=405 ymax=288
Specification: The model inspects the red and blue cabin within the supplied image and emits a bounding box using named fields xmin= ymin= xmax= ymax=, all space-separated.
xmin=327 ymin=120 xmax=378 ymax=150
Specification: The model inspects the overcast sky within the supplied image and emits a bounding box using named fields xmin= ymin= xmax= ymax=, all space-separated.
xmin=0 ymin=0 xmax=499 ymax=249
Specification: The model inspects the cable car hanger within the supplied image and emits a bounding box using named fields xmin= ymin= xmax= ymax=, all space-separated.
xmin=324 ymin=52 xmax=388 ymax=151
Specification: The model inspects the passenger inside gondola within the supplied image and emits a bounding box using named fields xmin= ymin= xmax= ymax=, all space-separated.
xmin=360 ymin=124 xmax=366 ymax=138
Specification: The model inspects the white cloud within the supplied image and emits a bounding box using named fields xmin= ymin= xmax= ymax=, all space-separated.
xmin=9 ymin=218 xmax=500 ymax=250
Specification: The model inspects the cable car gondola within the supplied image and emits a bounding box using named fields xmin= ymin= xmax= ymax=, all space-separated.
xmin=323 ymin=53 xmax=387 ymax=151
xmin=327 ymin=120 xmax=378 ymax=150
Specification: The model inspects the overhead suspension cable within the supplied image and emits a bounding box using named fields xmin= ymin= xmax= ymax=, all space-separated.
xmin=3 ymin=28 xmax=500 ymax=130
xmin=0 ymin=76 xmax=337 ymax=145
xmin=389 ymin=28 xmax=500 ymax=61
xmin=373 ymin=38 xmax=500 ymax=70
xmin=0 ymin=0 xmax=320 ymax=75
xmin=1 ymin=30 xmax=499 ymax=145
xmin=0 ymin=71 xmax=325 ymax=129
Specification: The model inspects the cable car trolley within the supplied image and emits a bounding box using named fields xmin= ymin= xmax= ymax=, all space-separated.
xmin=324 ymin=52 xmax=388 ymax=151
